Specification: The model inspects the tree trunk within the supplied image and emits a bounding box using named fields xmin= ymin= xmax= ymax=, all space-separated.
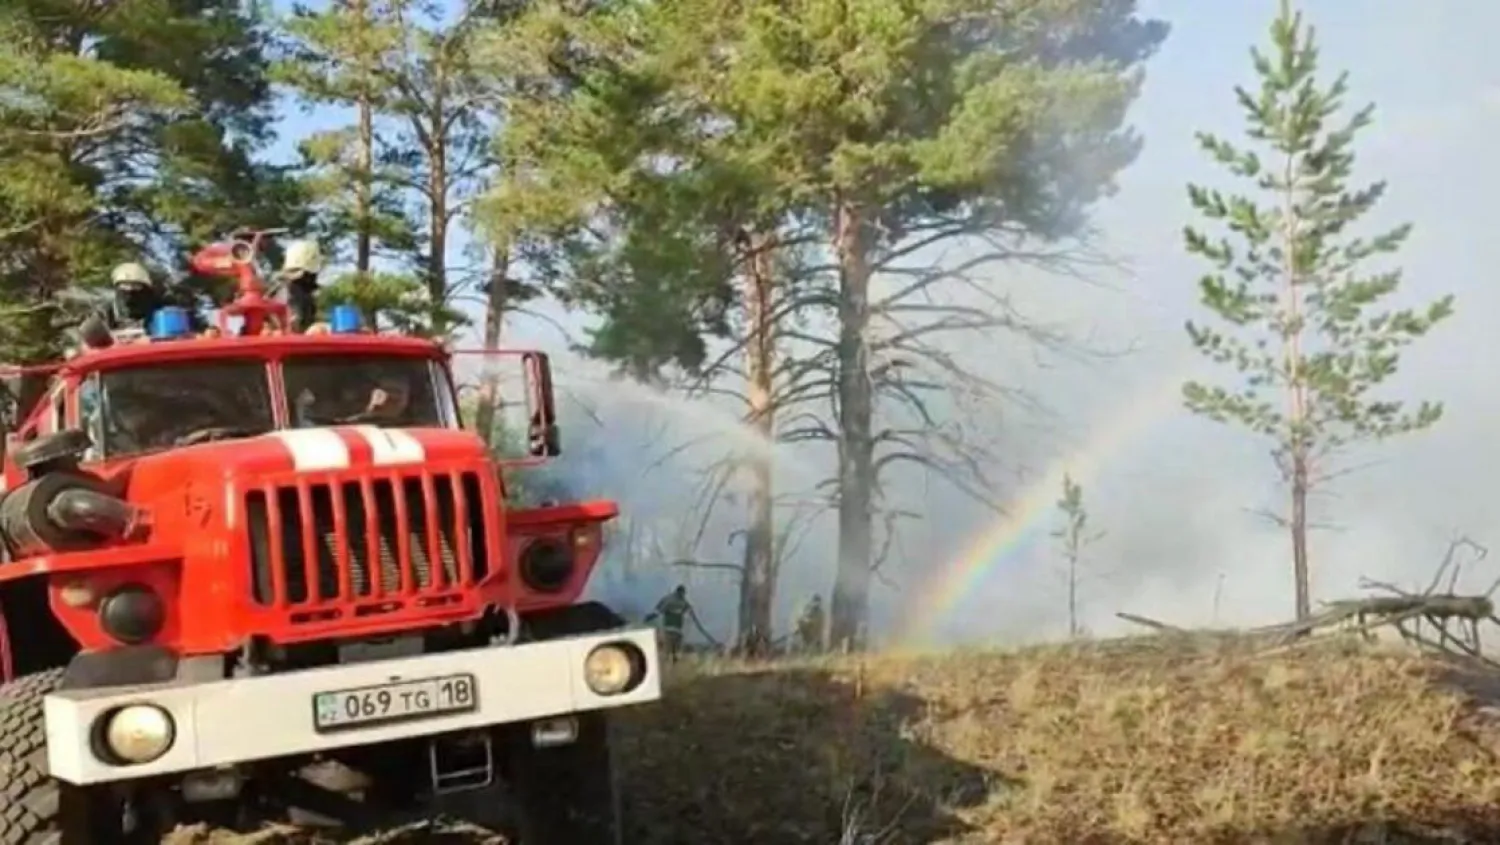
xmin=355 ymin=96 xmax=373 ymax=276
xmin=1279 ymin=149 xmax=1312 ymax=622
xmin=1290 ymin=448 xmax=1311 ymax=621
xmin=737 ymin=230 xmax=777 ymax=657
xmin=830 ymin=200 xmax=875 ymax=651
xmin=474 ymin=242 xmax=509 ymax=449
xmin=1067 ymin=547 xmax=1079 ymax=638
xmin=353 ymin=0 xmax=375 ymax=326
xmin=424 ymin=92 xmax=449 ymax=335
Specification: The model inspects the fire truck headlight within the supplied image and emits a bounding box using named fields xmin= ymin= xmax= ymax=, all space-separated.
xmin=99 ymin=704 xmax=175 ymax=764
xmin=98 ymin=584 xmax=165 ymax=644
xmin=583 ymin=642 xmax=646 ymax=696
xmin=518 ymin=539 xmax=573 ymax=593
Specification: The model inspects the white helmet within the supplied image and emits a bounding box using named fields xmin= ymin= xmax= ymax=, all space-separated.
xmin=281 ymin=240 xmax=323 ymax=275
xmin=110 ymin=262 xmax=151 ymax=287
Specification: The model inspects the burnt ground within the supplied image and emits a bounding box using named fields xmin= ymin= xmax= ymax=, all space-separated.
xmin=166 ymin=638 xmax=1500 ymax=844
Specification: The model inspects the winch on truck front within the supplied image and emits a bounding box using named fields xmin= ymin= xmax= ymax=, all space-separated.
xmin=0 ymin=228 xmax=659 ymax=845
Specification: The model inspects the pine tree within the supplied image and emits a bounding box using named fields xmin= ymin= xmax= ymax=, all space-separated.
xmin=1182 ymin=0 xmax=1454 ymax=620
xmin=275 ymin=0 xmax=421 ymax=327
xmin=277 ymin=0 xmax=491 ymax=335
xmin=483 ymin=5 xmax=789 ymax=654
xmin=1051 ymin=474 xmax=1103 ymax=640
xmin=0 ymin=0 xmax=297 ymax=365
xmin=487 ymin=0 xmax=1167 ymax=649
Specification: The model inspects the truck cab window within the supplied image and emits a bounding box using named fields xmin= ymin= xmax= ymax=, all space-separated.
xmin=284 ymin=354 xmax=448 ymax=429
xmin=78 ymin=375 xmax=102 ymax=460
xmin=97 ymin=360 xmax=275 ymax=456
xmin=432 ymin=361 xmax=460 ymax=428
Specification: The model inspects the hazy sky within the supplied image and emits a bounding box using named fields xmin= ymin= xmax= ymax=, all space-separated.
xmin=945 ymin=0 xmax=1500 ymax=642
xmin=267 ymin=1 xmax=1500 ymax=645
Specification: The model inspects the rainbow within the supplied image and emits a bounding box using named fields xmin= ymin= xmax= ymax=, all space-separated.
xmin=892 ymin=369 xmax=1196 ymax=646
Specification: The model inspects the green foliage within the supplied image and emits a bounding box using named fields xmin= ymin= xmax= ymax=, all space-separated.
xmin=1052 ymin=474 xmax=1092 ymax=544
xmin=274 ymin=0 xmax=404 ymax=106
xmin=289 ymin=126 xmax=419 ymax=258
xmin=276 ymin=0 xmax=497 ymax=339
xmin=1051 ymin=472 xmax=1105 ymax=567
xmin=482 ymin=0 xmax=1167 ymax=378
xmin=484 ymin=0 xmax=1166 ymax=645
xmin=273 ymin=0 xmax=419 ymax=262
xmin=315 ymin=270 xmax=464 ymax=337
xmin=476 ymin=4 xmax=745 ymax=377
xmin=0 ymin=0 xmax=302 ymax=363
xmin=1182 ymin=0 xmax=1453 ymax=461
xmin=1052 ymin=472 xmax=1103 ymax=637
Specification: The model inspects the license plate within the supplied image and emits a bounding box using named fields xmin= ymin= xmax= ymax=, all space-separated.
xmin=312 ymin=673 xmax=478 ymax=733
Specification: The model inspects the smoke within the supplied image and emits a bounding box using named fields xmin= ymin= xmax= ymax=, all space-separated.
xmin=495 ymin=2 xmax=1500 ymax=649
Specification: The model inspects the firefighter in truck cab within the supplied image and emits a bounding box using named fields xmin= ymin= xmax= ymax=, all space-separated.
xmin=0 ymin=227 xmax=657 ymax=845
xmin=276 ymin=238 xmax=323 ymax=330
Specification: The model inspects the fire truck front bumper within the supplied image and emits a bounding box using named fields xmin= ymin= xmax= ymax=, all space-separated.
xmin=43 ymin=627 xmax=661 ymax=786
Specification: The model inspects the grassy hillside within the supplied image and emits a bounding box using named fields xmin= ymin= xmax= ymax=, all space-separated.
xmin=616 ymin=638 xmax=1500 ymax=844
xmin=171 ymin=637 xmax=1500 ymax=844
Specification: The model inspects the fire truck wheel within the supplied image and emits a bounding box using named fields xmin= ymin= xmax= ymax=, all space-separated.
xmin=0 ymin=668 xmax=151 ymax=845
xmin=0 ymin=669 xmax=65 ymax=845
xmin=504 ymin=712 xmax=622 ymax=845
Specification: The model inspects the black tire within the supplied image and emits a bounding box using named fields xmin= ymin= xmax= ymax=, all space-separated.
xmin=503 ymin=713 xmax=622 ymax=845
xmin=0 ymin=668 xmax=65 ymax=845
xmin=0 ymin=670 xmax=152 ymax=845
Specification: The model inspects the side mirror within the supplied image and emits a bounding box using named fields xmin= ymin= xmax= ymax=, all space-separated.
xmin=523 ymin=352 xmax=560 ymax=458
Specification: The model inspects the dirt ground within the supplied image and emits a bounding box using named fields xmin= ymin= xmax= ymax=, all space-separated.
xmin=167 ymin=636 xmax=1500 ymax=844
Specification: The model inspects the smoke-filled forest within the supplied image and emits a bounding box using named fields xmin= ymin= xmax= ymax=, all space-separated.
xmin=16 ymin=0 xmax=1500 ymax=843
xmin=5 ymin=0 xmax=1487 ymax=654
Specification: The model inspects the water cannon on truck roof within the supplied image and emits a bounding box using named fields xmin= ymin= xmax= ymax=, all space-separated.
xmin=0 ymin=228 xmax=657 ymax=844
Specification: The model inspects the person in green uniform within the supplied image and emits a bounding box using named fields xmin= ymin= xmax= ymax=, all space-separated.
xmin=795 ymin=594 xmax=825 ymax=654
xmin=644 ymin=585 xmax=695 ymax=663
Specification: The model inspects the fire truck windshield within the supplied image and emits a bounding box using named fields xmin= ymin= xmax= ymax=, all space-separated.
xmin=284 ymin=354 xmax=450 ymax=429
xmin=83 ymin=359 xmax=276 ymax=456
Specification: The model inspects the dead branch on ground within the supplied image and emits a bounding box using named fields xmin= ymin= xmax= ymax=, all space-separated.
xmin=1116 ymin=536 xmax=1500 ymax=666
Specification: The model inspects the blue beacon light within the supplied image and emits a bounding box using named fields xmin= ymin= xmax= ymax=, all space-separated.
xmin=148 ymin=307 xmax=191 ymax=341
xmin=329 ymin=304 xmax=362 ymax=334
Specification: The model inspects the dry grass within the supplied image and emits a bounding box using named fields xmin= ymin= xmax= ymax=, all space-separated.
xmin=170 ymin=636 xmax=1500 ymax=844
xmin=616 ymin=637 xmax=1500 ymax=844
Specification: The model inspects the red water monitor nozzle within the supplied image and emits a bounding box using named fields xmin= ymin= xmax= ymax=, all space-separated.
xmin=188 ymin=227 xmax=292 ymax=336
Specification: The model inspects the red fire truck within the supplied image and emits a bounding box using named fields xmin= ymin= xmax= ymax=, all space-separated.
xmin=0 ymin=230 xmax=659 ymax=844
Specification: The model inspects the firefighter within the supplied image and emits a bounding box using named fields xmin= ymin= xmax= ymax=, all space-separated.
xmin=293 ymin=375 xmax=411 ymax=428
xmin=108 ymin=262 xmax=161 ymax=332
xmin=102 ymin=261 xmax=211 ymax=338
xmin=106 ymin=396 xmax=167 ymax=454
xmin=644 ymin=585 xmax=696 ymax=664
xmin=361 ymin=377 xmax=410 ymax=423
xmin=276 ymin=239 xmax=323 ymax=329
xmin=795 ymin=594 xmax=825 ymax=654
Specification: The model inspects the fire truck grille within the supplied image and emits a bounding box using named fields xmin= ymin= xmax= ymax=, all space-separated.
xmin=245 ymin=472 xmax=489 ymax=606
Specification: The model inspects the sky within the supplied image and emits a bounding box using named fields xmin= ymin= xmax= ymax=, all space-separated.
xmin=939 ymin=0 xmax=1500 ymax=642
xmin=266 ymin=1 xmax=1500 ymax=646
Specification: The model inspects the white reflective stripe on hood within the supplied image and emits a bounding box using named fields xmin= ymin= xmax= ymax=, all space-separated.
xmin=349 ymin=425 xmax=426 ymax=466
xmin=270 ymin=428 xmax=350 ymax=470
